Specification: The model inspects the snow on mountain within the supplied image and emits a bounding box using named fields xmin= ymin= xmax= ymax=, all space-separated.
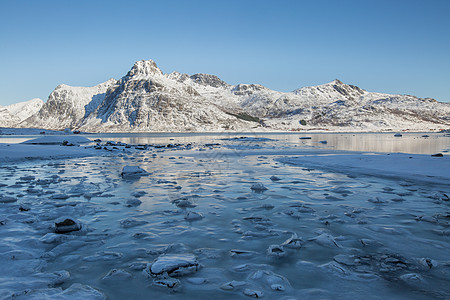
xmin=12 ymin=59 xmax=450 ymax=132
xmin=21 ymin=79 xmax=117 ymax=130
xmin=0 ymin=98 xmax=43 ymax=127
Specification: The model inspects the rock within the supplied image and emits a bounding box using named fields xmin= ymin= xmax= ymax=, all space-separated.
xmin=55 ymin=218 xmax=81 ymax=234
xmin=394 ymin=133 xmax=402 ymax=137
xmin=144 ymin=254 xmax=200 ymax=277
xmin=251 ymin=183 xmax=268 ymax=192
xmin=270 ymin=176 xmax=281 ymax=181
xmin=121 ymin=166 xmax=149 ymax=177
xmin=131 ymin=191 xmax=146 ymax=198
xmin=431 ymin=153 xmax=444 ymax=157
xmin=184 ymin=211 xmax=203 ymax=221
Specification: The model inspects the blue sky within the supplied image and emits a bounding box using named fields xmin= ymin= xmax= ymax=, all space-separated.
xmin=1 ymin=0 xmax=449 ymax=105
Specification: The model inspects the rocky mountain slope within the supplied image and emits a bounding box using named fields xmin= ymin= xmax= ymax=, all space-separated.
xmin=14 ymin=59 xmax=450 ymax=132
xmin=0 ymin=98 xmax=44 ymax=127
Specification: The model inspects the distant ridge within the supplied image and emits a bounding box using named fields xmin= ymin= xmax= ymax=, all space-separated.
xmin=11 ymin=59 xmax=450 ymax=132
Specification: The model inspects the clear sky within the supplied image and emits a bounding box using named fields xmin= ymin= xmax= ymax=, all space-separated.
xmin=1 ymin=0 xmax=449 ymax=106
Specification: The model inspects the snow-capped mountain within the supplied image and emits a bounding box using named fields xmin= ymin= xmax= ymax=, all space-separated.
xmin=15 ymin=59 xmax=450 ymax=132
xmin=0 ymin=98 xmax=44 ymax=127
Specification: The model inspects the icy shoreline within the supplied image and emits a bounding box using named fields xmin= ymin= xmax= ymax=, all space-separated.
xmin=0 ymin=136 xmax=449 ymax=299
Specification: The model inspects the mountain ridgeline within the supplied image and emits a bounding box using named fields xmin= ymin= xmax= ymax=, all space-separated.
xmin=8 ymin=60 xmax=450 ymax=132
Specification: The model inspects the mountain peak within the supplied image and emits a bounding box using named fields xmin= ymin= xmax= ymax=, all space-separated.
xmin=126 ymin=59 xmax=163 ymax=78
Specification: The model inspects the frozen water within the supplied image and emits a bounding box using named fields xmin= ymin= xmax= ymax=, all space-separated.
xmin=0 ymin=132 xmax=449 ymax=299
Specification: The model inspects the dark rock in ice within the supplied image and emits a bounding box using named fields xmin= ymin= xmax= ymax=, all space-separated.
xmin=126 ymin=198 xmax=142 ymax=207
xmin=144 ymin=253 xmax=200 ymax=277
xmin=184 ymin=211 xmax=204 ymax=221
xmin=415 ymin=257 xmax=438 ymax=270
xmin=250 ymin=183 xmax=268 ymax=192
xmin=431 ymin=153 xmax=443 ymax=157
xmin=270 ymin=176 xmax=281 ymax=181
xmin=243 ymin=288 xmax=264 ymax=298
xmin=394 ymin=133 xmax=402 ymax=137
xmin=267 ymin=245 xmax=287 ymax=257
xmin=131 ymin=191 xmax=146 ymax=198
xmin=299 ymin=137 xmax=312 ymax=140
xmin=102 ymin=269 xmax=132 ymax=281
xmin=220 ymin=280 xmax=247 ymax=290
xmin=55 ymin=218 xmax=81 ymax=234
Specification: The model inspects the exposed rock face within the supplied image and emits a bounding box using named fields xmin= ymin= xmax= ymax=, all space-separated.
xmin=12 ymin=59 xmax=450 ymax=132
xmin=22 ymin=79 xmax=116 ymax=130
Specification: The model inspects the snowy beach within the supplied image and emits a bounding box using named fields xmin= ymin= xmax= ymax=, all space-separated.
xmin=0 ymin=132 xmax=449 ymax=299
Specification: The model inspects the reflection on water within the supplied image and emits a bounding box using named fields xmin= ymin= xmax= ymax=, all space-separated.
xmin=1 ymin=132 xmax=449 ymax=154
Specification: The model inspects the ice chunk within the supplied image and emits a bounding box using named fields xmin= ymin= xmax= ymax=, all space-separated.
xmin=243 ymin=288 xmax=263 ymax=298
xmin=121 ymin=166 xmax=149 ymax=178
xmin=144 ymin=253 xmax=200 ymax=277
xmin=184 ymin=211 xmax=204 ymax=221
xmin=281 ymin=233 xmax=303 ymax=249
